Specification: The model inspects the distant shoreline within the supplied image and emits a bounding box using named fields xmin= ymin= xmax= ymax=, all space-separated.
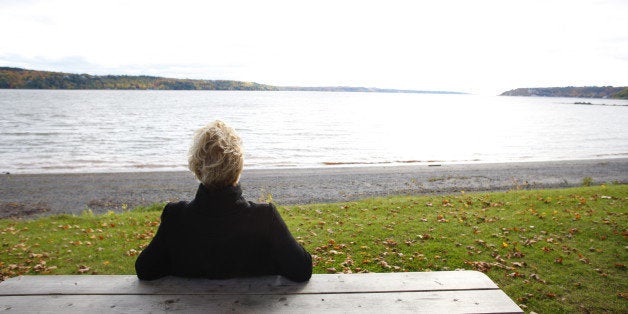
xmin=500 ymin=86 xmax=628 ymax=99
xmin=1 ymin=158 xmax=626 ymax=219
xmin=0 ymin=67 xmax=464 ymax=94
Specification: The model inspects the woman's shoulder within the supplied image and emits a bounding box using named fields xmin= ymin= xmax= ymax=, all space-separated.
xmin=247 ymin=201 xmax=289 ymax=224
xmin=161 ymin=201 xmax=188 ymax=220
xmin=165 ymin=200 xmax=188 ymax=209
xmin=245 ymin=201 xmax=276 ymax=212
xmin=240 ymin=201 xmax=279 ymax=219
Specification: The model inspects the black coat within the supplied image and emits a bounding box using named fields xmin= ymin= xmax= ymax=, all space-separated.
xmin=135 ymin=184 xmax=312 ymax=282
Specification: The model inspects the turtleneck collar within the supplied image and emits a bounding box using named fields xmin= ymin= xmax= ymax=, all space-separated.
xmin=190 ymin=183 xmax=246 ymax=211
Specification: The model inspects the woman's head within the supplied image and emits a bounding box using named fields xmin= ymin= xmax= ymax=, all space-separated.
xmin=188 ymin=120 xmax=244 ymax=189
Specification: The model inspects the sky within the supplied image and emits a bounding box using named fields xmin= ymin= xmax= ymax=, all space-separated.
xmin=1 ymin=0 xmax=627 ymax=95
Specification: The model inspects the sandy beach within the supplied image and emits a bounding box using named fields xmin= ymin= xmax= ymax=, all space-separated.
xmin=1 ymin=158 xmax=627 ymax=218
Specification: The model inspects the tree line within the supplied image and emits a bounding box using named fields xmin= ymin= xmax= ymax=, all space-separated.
xmin=0 ymin=67 xmax=463 ymax=94
xmin=500 ymin=86 xmax=628 ymax=99
xmin=0 ymin=67 xmax=278 ymax=91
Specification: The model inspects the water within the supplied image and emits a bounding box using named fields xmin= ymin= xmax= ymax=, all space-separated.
xmin=1 ymin=90 xmax=627 ymax=174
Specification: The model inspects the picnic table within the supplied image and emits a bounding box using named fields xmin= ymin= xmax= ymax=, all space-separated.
xmin=0 ymin=271 xmax=523 ymax=313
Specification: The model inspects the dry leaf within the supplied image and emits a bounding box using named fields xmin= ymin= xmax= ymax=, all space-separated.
xmin=77 ymin=265 xmax=90 ymax=274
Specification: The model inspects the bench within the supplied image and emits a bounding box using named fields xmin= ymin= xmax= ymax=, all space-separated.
xmin=0 ymin=271 xmax=523 ymax=313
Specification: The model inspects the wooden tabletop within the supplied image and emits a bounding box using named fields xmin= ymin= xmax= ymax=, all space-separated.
xmin=0 ymin=271 xmax=523 ymax=313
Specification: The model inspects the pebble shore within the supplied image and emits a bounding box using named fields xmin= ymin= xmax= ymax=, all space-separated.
xmin=1 ymin=158 xmax=626 ymax=218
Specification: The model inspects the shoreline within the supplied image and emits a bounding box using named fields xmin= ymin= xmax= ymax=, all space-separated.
xmin=1 ymin=158 xmax=627 ymax=219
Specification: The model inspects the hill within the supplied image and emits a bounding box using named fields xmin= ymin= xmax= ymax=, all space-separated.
xmin=0 ymin=67 xmax=277 ymax=91
xmin=0 ymin=67 xmax=463 ymax=94
xmin=500 ymin=86 xmax=628 ymax=99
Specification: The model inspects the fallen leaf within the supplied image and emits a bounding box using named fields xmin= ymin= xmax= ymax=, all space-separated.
xmin=77 ymin=265 xmax=90 ymax=274
xmin=509 ymin=272 xmax=525 ymax=278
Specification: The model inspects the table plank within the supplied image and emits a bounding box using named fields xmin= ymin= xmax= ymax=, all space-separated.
xmin=0 ymin=271 xmax=498 ymax=296
xmin=0 ymin=272 xmax=523 ymax=313
xmin=0 ymin=290 xmax=522 ymax=313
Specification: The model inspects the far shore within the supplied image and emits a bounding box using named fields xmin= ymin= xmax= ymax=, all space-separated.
xmin=1 ymin=158 xmax=626 ymax=219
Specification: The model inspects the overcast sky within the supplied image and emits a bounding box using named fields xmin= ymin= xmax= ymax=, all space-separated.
xmin=1 ymin=0 xmax=627 ymax=94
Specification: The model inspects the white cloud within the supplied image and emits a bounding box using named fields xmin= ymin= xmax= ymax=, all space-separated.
xmin=1 ymin=0 xmax=627 ymax=94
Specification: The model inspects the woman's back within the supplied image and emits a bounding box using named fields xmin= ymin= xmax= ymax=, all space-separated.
xmin=136 ymin=184 xmax=312 ymax=282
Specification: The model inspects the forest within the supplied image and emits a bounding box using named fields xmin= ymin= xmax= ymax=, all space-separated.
xmin=5 ymin=67 xmax=623 ymax=97
xmin=500 ymin=86 xmax=628 ymax=99
xmin=0 ymin=67 xmax=278 ymax=90
xmin=0 ymin=67 xmax=459 ymax=94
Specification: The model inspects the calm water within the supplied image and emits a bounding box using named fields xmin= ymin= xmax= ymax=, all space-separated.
xmin=1 ymin=90 xmax=627 ymax=174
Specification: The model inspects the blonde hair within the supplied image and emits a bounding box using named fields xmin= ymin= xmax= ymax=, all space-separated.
xmin=188 ymin=120 xmax=244 ymax=189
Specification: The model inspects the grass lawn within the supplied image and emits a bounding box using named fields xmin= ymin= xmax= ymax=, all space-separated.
xmin=1 ymin=185 xmax=626 ymax=313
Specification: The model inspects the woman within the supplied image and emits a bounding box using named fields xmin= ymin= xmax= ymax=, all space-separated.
xmin=135 ymin=120 xmax=312 ymax=282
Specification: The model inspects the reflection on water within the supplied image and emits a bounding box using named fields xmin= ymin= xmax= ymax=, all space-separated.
xmin=0 ymin=90 xmax=627 ymax=173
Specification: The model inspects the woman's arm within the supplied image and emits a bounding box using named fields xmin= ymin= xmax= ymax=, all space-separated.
xmin=268 ymin=204 xmax=313 ymax=282
xmin=134 ymin=205 xmax=173 ymax=280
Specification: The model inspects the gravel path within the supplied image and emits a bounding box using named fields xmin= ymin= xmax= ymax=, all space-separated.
xmin=1 ymin=158 xmax=626 ymax=218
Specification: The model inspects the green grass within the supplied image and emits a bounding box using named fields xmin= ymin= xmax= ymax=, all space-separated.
xmin=1 ymin=185 xmax=626 ymax=313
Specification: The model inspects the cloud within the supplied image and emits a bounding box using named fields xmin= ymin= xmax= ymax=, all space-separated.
xmin=1 ymin=0 xmax=627 ymax=94
xmin=0 ymin=54 xmax=97 ymax=73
